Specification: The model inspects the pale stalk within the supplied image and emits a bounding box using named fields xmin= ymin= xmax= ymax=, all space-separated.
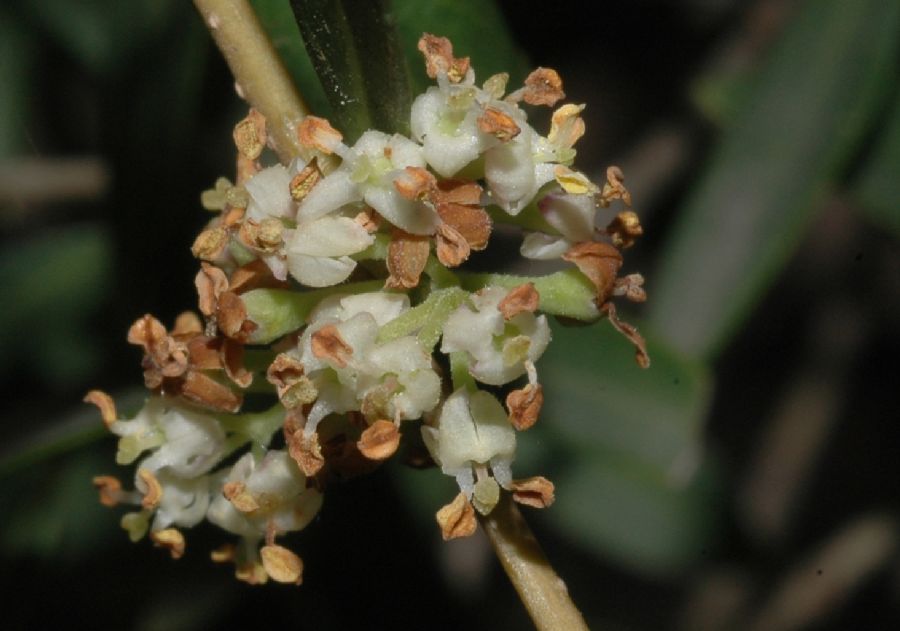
xmin=193 ymin=0 xmax=310 ymax=164
xmin=479 ymin=494 xmax=590 ymax=631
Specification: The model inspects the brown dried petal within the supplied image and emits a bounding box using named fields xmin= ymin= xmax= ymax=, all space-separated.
xmin=434 ymin=179 xmax=483 ymax=207
xmin=498 ymin=283 xmax=540 ymax=320
xmin=435 ymin=223 xmax=470 ymax=267
xmin=195 ymin=263 xmax=229 ymax=317
xmin=217 ymin=291 xmax=257 ymax=341
xmin=171 ymin=311 xmax=203 ymax=340
xmin=393 ymin=166 xmax=437 ymax=201
xmin=357 ymin=420 xmax=401 ymax=461
xmin=386 ymin=229 xmax=430 ymax=289
xmin=310 ymin=324 xmax=353 ymax=368
xmin=236 ymin=153 xmax=260 ymax=185
xmin=128 ymin=315 xmax=190 ymax=379
xmin=260 ymin=544 xmax=303 ymax=585
xmin=297 ymin=116 xmax=343 ymax=155
xmin=522 ymin=67 xmax=565 ymax=106
xmin=603 ymin=302 xmax=650 ymax=369
xmin=180 ymin=370 xmax=242 ymax=413
xmin=605 ymin=210 xmax=643 ymax=249
xmin=417 ymin=34 xmax=470 ymax=83
xmin=437 ymin=202 xmax=491 ymax=251
xmin=191 ymin=227 xmax=229 ymax=262
xmin=229 ymin=259 xmax=288 ymax=294
xmin=505 ymin=383 xmax=543 ymax=431
xmin=187 ymin=335 xmax=223 ymax=370
xmin=290 ymin=158 xmax=321 ymax=202
xmin=266 ymin=353 xmax=305 ymax=395
xmin=92 ymin=475 xmax=122 ymax=507
xmin=84 ymin=390 xmax=117 ymax=429
xmin=510 ymin=476 xmax=555 ymax=508
xmin=138 ymin=468 xmax=164 ymax=510
xmin=233 ymin=109 xmax=267 ymax=160
xmin=127 ymin=314 xmax=168 ymax=354
xmin=477 ymin=107 xmax=521 ymax=142
xmin=562 ymin=241 xmax=623 ymax=303
xmin=223 ymin=481 xmax=260 ymax=513
xmin=221 ymin=338 xmax=253 ymax=388
xmin=436 ymin=492 xmax=477 ymax=541
xmin=150 ymin=528 xmax=185 ymax=559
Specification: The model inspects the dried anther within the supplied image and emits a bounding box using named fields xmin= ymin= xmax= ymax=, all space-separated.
xmin=435 ymin=222 xmax=470 ymax=267
xmin=180 ymin=370 xmax=242 ymax=413
xmin=613 ymin=273 xmax=646 ymax=303
xmin=92 ymin=475 xmax=123 ymax=507
xmin=599 ymin=165 xmax=632 ymax=207
xmin=418 ymin=34 xmax=470 ymax=83
xmin=233 ymin=109 xmax=267 ymax=160
xmin=191 ymin=227 xmax=230 ymax=262
xmin=436 ymin=492 xmax=477 ymax=540
xmin=223 ymin=481 xmax=260 ymax=513
xmin=84 ymin=390 xmax=117 ymax=429
xmin=128 ymin=314 xmax=190 ymax=385
xmin=386 ymin=229 xmax=430 ymax=289
xmin=297 ymin=116 xmax=343 ymax=155
xmin=354 ymin=207 xmax=382 ymax=233
xmin=357 ymin=420 xmax=401 ymax=461
xmin=217 ymin=291 xmax=257 ymax=342
xmin=310 ymin=324 xmax=353 ymax=368
xmin=605 ymin=210 xmax=643 ymax=249
xmin=510 ymin=476 xmax=555 ymax=508
xmin=505 ymin=383 xmax=543 ymax=431
xmin=290 ymin=158 xmax=321 ymax=201
xmin=285 ymin=413 xmax=325 ymax=476
xmin=498 ymin=283 xmax=540 ymax=320
xmin=150 ymin=528 xmax=185 ymax=559
xmin=260 ymin=545 xmax=303 ymax=585
xmin=521 ymin=67 xmax=565 ymax=106
xmin=393 ymin=166 xmax=437 ymax=201
xmin=138 ymin=469 xmax=164 ymax=510
xmin=477 ymin=107 xmax=521 ymax=142
xmin=267 ymin=353 xmax=316 ymax=407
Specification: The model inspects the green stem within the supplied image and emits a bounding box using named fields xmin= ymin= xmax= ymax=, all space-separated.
xmin=480 ymin=494 xmax=590 ymax=631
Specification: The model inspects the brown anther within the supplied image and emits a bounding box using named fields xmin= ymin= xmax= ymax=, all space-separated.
xmin=417 ymin=34 xmax=470 ymax=83
xmin=562 ymin=241 xmax=623 ymax=303
xmin=605 ymin=210 xmax=643 ymax=249
xmin=357 ymin=420 xmax=401 ymax=461
xmin=128 ymin=315 xmax=190 ymax=380
xmin=217 ymin=291 xmax=257 ymax=342
xmin=210 ymin=543 xmax=236 ymax=563
xmin=84 ymin=390 xmax=117 ymax=429
xmin=267 ymin=354 xmax=318 ymax=408
xmin=171 ymin=311 xmax=203 ymax=340
xmin=434 ymin=179 xmax=483 ymax=207
xmin=236 ymin=561 xmax=269 ymax=585
xmin=477 ymin=107 xmax=521 ymax=142
xmin=233 ymin=109 xmax=267 ymax=160
xmin=187 ymin=335 xmax=223 ymax=370
xmin=138 ymin=469 xmax=164 ymax=510
xmin=297 ymin=116 xmax=343 ymax=155
xmin=548 ymin=103 xmax=586 ymax=149
xmin=435 ymin=492 xmax=477 ymax=541
xmin=393 ymin=166 xmax=437 ymax=200
xmin=505 ymin=383 xmax=544 ymax=431
xmin=435 ymin=222 xmax=470 ymax=267
xmin=92 ymin=475 xmax=122 ymax=507
xmin=284 ymin=413 xmax=325 ymax=476
xmin=195 ymin=263 xmax=230 ymax=317
xmin=223 ymin=481 xmax=260 ymax=513
xmin=521 ymin=67 xmax=565 ymax=106
xmin=236 ymin=153 xmax=260 ymax=185
xmin=150 ymin=528 xmax=185 ymax=559
xmin=613 ymin=273 xmax=647 ymax=303
xmin=290 ymin=158 xmax=321 ymax=201
xmin=354 ymin=206 xmax=382 ymax=233
xmin=598 ymin=165 xmax=631 ymax=207
xmin=359 ymin=379 xmax=399 ymax=422
xmin=437 ymin=203 xmax=491 ymax=251
xmin=498 ymin=283 xmax=540 ymax=320
xmin=238 ymin=219 xmax=282 ymax=254
xmin=260 ymin=544 xmax=303 ymax=585
xmin=386 ymin=229 xmax=430 ymax=289
xmin=310 ymin=324 xmax=353 ymax=368
xmin=180 ymin=370 xmax=242 ymax=413
xmin=603 ymin=302 xmax=650 ymax=368
xmin=510 ymin=476 xmax=555 ymax=508
xmin=221 ymin=338 xmax=253 ymax=388
xmin=191 ymin=227 xmax=230 ymax=262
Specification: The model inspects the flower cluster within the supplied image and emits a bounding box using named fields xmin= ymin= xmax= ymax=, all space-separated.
xmin=88 ymin=34 xmax=648 ymax=585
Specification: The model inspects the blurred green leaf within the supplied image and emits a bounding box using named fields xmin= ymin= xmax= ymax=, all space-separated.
xmin=18 ymin=0 xmax=180 ymax=76
xmin=853 ymin=94 xmax=900 ymax=238
xmin=393 ymin=0 xmax=529 ymax=95
xmin=250 ymin=0 xmax=332 ymax=119
xmin=648 ymin=0 xmax=900 ymax=359
xmin=0 ymin=10 xmax=32 ymax=157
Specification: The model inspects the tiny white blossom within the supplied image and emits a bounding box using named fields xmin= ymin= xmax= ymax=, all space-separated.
xmin=520 ymin=189 xmax=597 ymax=259
xmin=285 ymin=214 xmax=374 ymax=287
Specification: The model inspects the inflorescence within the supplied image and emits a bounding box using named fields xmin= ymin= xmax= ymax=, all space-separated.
xmin=87 ymin=34 xmax=648 ymax=585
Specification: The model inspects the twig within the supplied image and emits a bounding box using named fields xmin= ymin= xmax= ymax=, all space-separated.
xmin=193 ymin=0 xmax=310 ymax=164
xmin=479 ymin=494 xmax=590 ymax=631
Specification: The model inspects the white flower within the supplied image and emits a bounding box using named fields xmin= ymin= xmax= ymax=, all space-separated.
xmin=244 ymin=163 xmax=296 ymax=223
xmin=520 ymin=189 xmax=597 ymax=259
xmin=142 ymin=469 xmax=212 ymax=531
xmin=285 ymin=214 xmax=374 ymax=287
xmin=421 ymin=388 xmax=515 ymax=513
xmin=207 ymin=450 xmax=323 ymax=538
xmin=441 ymin=287 xmax=551 ymax=385
xmin=297 ymin=131 xmax=438 ymax=235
